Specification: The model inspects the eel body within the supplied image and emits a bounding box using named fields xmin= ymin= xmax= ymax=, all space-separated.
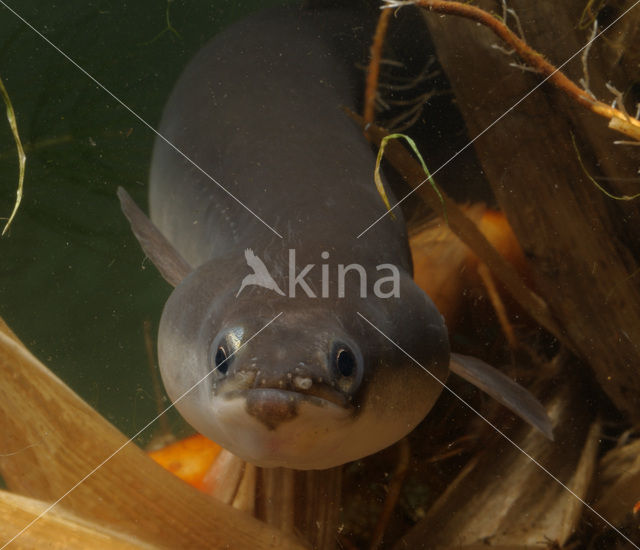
xmin=119 ymin=6 xmax=551 ymax=470
xmin=147 ymin=7 xmax=449 ymax=469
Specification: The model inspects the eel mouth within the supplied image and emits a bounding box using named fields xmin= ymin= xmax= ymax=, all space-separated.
xmin=216 ymin=370 xmax=352 ymax=410
xmin=217 ymin=387 xmax=352 ymax=431
xmin=224 ymin=384 xmax=350 ymax=410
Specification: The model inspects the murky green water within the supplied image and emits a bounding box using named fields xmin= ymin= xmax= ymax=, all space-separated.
xmin=0 ymin=0 xmax=293 ymax=444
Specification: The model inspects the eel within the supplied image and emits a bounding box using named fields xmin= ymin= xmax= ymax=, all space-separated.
xmin=118 ymin=5 xmax=552 ymax=470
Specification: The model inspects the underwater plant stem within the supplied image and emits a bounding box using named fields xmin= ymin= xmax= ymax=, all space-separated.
xmin=375 ymin=133 xmax=447 ymax=221
xmin=477 ymin=262 xmax=518 ymax=350
xmin=369 ymin=438 xmax=410 ymax=550
xmin=0 ymin=75 xmax=26 ymax=236
xmin=364 ymin=7 xmax=392 ymax=125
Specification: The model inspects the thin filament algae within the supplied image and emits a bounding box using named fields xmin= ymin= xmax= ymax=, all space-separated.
xmin=1 ymin=75 xmax=26 ymax=236
xmin=374 ymin=132 xmax=446 ymax=222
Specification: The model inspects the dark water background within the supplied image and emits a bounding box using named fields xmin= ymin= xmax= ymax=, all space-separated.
xmin=0 ymin=0 xmax=295 ymax=444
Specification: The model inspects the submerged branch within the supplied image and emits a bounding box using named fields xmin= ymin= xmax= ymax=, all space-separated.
xmin=364 ymin=7 xmax=392 ymax=126
xmin=382 ymin=0 xmax=640 ymax=142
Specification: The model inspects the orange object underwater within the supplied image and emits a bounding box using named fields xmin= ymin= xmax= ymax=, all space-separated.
xmin=148 ymin=434 xmax=222 ymax=491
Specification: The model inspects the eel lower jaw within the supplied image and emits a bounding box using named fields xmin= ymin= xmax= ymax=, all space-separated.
xmin=245 ymin=388 xmax=351 ymax=431
xmin=208 ymin=391 xmax=357 ymax=469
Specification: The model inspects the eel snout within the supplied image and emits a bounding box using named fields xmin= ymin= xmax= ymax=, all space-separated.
xmin=211 ymin=335 xmax=363 ymax=430
xmin=219 ymin=362 xmax=357 ymax=430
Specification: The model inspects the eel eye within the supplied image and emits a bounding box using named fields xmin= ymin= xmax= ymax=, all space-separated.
xmin=335 ymin=346 xmax=356 ymax=378
xmin=215 ymin=346 xmax=227 ymax=371
xmin=210 ymin=327 xmax=243 ymax=379
xmin=213 ymin=345 xmax=232 ymax=375
xmin=331 ymin=342 xmax=362 ymax=395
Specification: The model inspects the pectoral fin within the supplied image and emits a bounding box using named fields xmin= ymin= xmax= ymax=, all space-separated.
xmin=450 ymin=353 xmax=554 ymax=440
xmin=117 ymin=187 xmax=192 ymax=287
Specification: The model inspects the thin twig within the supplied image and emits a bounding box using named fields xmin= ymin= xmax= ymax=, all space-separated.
xmin=376 ymin=63 xmax=438 ymax=92
xmin=605 ymin=82 xmax=629 ymax=118
xmin=579 ymin=20 xmax=598 ymax=98
xmin=368 ymin=438 xmax=410 ymax=550
xmin=509 ymin=61 xmax=539 ymax=73
xmin=500 ymin=0 xmax=526 ymax=40
xmin=364 ymin=8 xmax=392 ymax=125
xmin=578 ymin=0 xmax=606 ymax=30
xmin=382 ymin=0 xmax=640 ymax=142
xmin=491 ymin=43 xmax=516 ymax=55
xmin=477 ymin=262 xmax=518 ymax=350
